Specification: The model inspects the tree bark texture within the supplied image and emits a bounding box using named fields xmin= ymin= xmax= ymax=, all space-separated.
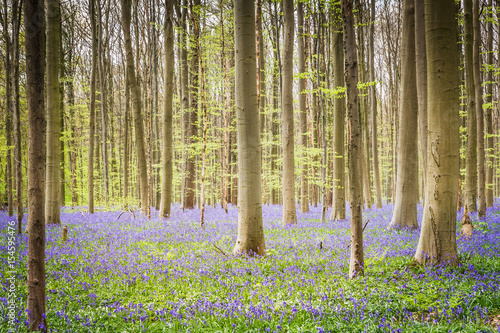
xmin=232 ymin=0 xmax=266 ymax=256
xmin=390 ymin=0 xmax=418 ymax=229
xmin=414 ymin=0 xmax=460 ymax=266
xmin=342 ymin=0 xmax=364 ymax=279
xmin=282 ymin=0 xmax=296 ymax=225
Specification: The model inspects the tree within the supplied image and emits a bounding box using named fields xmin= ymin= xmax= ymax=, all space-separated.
xmin=282 ymin=0 xmax=296 ymax=225
xmin=232 ymin=0 xmax=265 ymax=256
xmin=485 ymin=0 xmax=494 ymax=208
xmin=121 ymin=0 xmax=149 ymax=215
xmin=298 ymin=1 xmax=309 ymax=214
xmin=46 ymin=0 xmax=62 ymax=225
xmin=89 ymin=0 xmax=97 ymax=213
xmin=25 ymin=0 xmax=47 ymax=329
xmin=160 ymin=0 xmax=174 ymax=218
xmin=414 ymin=0 xmax=460 ymax=265
xmin=390 ymin=0 xmax=418 ymax=229
xmin=331 ymin=2 xmax=346 ymax=221
xmin=464 ymin=0 xmax=477 ymax=214
xmin=415 ymin=0 xmax=428 ymax=203
xmin=342 ymin=0 xmax=364 ymax=278
xmin=473 ymin=0 xmax=486 ymax=217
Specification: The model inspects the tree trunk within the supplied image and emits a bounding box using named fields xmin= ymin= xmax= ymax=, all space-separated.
xmin=331 ymin=3 xmax=346 ymax=221
xmin=25 ymin=0 xmax=47 ymax=329
xmin=390 ymin=0 xmax=418 ymax=229
xmin=485 ymin=0 xmax=494 ymax=208
xmin=89 ymin=0 xmax=97 ymax=213
xmin=414 ymin=0 xmax=459 ymax=266
xmin=415 ymin=0 xmax=427 ymax=204
xmin=45 ymin=0 xmax=61 ymax=225
xmin=342 ymin=0 xmax=364 ymax=279
xmin=233 ymin=0 xmax=265 ymax=256
xmin=369 ymin=0 xmax=382 ymax=208
xmin=160 ymin=0 xmax=174 ymax=218
xmin=282 ymin=0 xmax=296 ymax=225
xmin=121 ymin=0 xmax=149 ymax=215
xmin=473 ymin=0 xmax=485 ymax=217
xmin=464 ymin=0 xmax=477 ymax=213
xmin=98 ymin=0 xmax=109 ymax=204
xmin=298 ymin=2 xmax=309 ymax=214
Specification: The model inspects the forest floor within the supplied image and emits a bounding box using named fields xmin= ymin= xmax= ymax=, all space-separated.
xmin=1 ymin=201 xmax=500 ymax=332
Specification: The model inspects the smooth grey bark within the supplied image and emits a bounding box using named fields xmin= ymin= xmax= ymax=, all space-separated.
xmin=342 ymin=0 xmax=364 ymax=279
xmin=464 ymin=0 xmax=477 ymax=213
xmin=415 ymin=0 xmax=427 ymax=204
xmin=121 ymin=0 xmax=149 ymax=215
xmin=331 ymin=3 xmax=346 ymax=221
xmin=233 ymin=0 xmax=266 ymax=256
xmin=88 ymin=0 xmax=97 ymax=213
xmin=298 ymin=2 xmax=309 ymax=214
xmin=25 ymin=0 xmax=47 ymax=329
xmin=473 ymin=0 xmax=485 ymax=217
xmin=45 ymin=0 xmax=61 ymax=225
xmin=414 ymin=0 xmax=460 ymax=265
xmin=390 ymin=0 xmax=418 ymax=229
xmin=282 ymin=0 xmax=296 ymax=225
xmin=160 ymin=0 xmax=174 ymax=218
xmin=485 ymin=0 xmax=494 ymax=208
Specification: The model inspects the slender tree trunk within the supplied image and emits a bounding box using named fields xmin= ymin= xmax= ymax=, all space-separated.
xmin=160 ymin=0 xmax=174 ymax=218
xmin=121 ymin=0 xmax=149 ymax=215
xmin=2 ymin=0 xmax=13 ymax=217
xmin=464 ymin=0 xmax=477 ymax=213
xmin=390 ymin=0 xmax=418 ymax=229
xmin=233 ymin=0 xmax=265 ymax=256
xmin=485 ymin=0 xmax=494 ymax=208
xmin=282 ymin=0 xmax=296 ymax=225
xmin=331 ymin=3 xmax=346 ymax=221
xmin=342 ymin=0 xmax=364 ymax=279
xmin=123 ymin=65 xmax=130 ymax=203
xmin=184 ymin=0 xmax=200 ymax=209
xmin=414 ymin=0 xmax=459 ymax=266
xmin=46 ymin=0 xmax=61 ymax=225
xmin=98 ymin=0 xmax=109 ymax=204
xmin=89 ymin=0 xmax=97 ymax=213
xmin=473 ymin=0 xmax=485 ymax=217
xmin=220 ymin=0 xmax=230 ymax=212
xmin=369 ymin=0 xmax=382 ymax=208
xmin=25 ymin=0 xmax=47 ymax=329
xmin=415 ymin=0 xmax=427 ymax=204
xmin=298 ymin=2 xmax=309 ymax=214
xmin=10 ymin=0 xmax=22 ymax=232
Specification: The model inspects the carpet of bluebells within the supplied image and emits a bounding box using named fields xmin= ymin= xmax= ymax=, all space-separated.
xmin=1 ymin=201 xmax=500 ymax=332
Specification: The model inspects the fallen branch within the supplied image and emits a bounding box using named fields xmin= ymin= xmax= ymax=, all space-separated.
xmin=213 ymin=244 xmax=228 ymax=257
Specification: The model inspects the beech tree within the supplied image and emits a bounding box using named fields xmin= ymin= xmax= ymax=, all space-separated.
xmin=414 ymin=0 xmax=460 ymax=265
xmin=390 ymin=0 xmax=418 ymax=229
xmin=159 ymin=0 xmax=174 ymax=218
xmin=45 ymin=0 xmax=62 ymax=224
xmin=232 ymin=0 xmax=265 ymax=256
xmin=282 ymin=0 xmax=296 ymax=226
xmin=25 ymin=0 xmax=47 ymax=329
xmin=342 ymin=0 xmax=364 ymax=278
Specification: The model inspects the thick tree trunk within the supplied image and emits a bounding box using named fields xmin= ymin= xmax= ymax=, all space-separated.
xmin=473 ymin=0 xmax=486 ymax=217
xmin=45 ymin=0 xmax=61 ymax=225
xmin=415 ymin=0 xmax=427 ymax=204
xmin=390 ymin=0 xmax=418 ymax=229
xmin=414 ymin=0 xmax=459 ymax=266
xmin=121 ymin=0 xmax=149 ymax=215
xmin=25 ymin=0 xmax=47 ymax=329
xmin=342 ymin=0 xmax=364 ymax=279
xmin=331 ymin=3 xmax=346 ymax=221
xmin=160 ymin=0 xmax=174 ymax=218
xmin=233 ymin=0 xmax=265 ymax=256
xmin=464 ymin=0 xmax=477 ymax=213
xmin=298 ymin=2 xmax=309 ymax=214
